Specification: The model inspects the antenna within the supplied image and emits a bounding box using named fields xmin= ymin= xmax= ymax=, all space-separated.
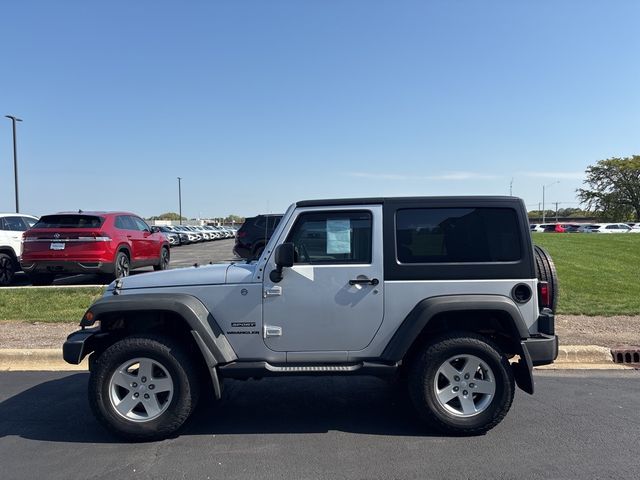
xmin=509 ymin=178 xmax=513 ymax=196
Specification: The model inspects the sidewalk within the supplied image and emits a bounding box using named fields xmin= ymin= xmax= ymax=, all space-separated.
xmin=0 ymin=316 xmax=638 ymax=370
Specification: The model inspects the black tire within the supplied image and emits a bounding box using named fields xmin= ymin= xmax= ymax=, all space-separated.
xmin=407 ymin=332 xmax=515 ymax=435
xmin=114 ymin=251 xmax=130 ymax=279
xmin=0 ymin=253 xmax=16 ymax=286
xmin=29 ymin=273 xmax=55 ymax=286
xmin=533 ymin=245 xmax=558 ymax=313
xmin=88 ymin=334 xmax=200 ymax=441
xmin=153 ymin=247 xmax=170 ymax=271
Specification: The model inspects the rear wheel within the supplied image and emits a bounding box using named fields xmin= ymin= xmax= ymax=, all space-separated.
xmin=533 ymin=245 xmax=558 ymax=312
xmin=153 ymin=247 xmax=170 ymax=271
xmin=0 ymin=253 xmax=16 ymax=286
xmin=88 ymin=335 xmax=200 ymax=441
xmin=114 ymin=251 xmax=130 ymax=279
xmin=408 ymin=332 xmax=514 ymax=435
xmin=29 ymin=273 xmax=55 ymax=286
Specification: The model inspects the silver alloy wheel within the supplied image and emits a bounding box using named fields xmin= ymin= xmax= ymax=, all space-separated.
xmin=433 ymin=354 xmax=496 ymax=417
xmin=109 ymin=357 xmax=174 ymax=422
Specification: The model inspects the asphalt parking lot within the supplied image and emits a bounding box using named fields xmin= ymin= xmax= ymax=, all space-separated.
xmin=11 ymin=239 xmax=237 ymax=286
xmin=0 ymin=370 xmax=639 ymax=479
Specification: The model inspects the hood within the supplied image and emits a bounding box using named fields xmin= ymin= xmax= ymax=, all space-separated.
xmin=108 ymin=262 xmax=257 ymax=291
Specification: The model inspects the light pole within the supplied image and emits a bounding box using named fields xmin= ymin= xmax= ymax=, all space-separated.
xmin=177 ymin=177 xmax=183 ymax=225
xmin=5 ymin=115 xmax=22 ymax=213
xmin=542 ymin=181 xmax=560 ymax=223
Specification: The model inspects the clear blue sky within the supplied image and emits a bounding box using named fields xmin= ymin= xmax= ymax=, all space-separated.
xmin=1 ymin=1 xmax=638 ymax=218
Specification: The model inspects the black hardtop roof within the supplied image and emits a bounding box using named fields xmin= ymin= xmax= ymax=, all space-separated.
xmin=296 ymin=196 xmax=525 ymax=208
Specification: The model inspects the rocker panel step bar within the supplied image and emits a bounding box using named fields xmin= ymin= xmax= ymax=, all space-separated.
xmin=218 ymin=361 xmax=399 ymax=379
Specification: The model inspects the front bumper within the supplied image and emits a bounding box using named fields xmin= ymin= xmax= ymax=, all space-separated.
xmin=63 ymin=327 xmax=103 ymax=364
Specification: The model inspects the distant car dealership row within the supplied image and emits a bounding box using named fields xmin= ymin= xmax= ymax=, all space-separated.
xmin=1 ymin=210 xmax=638 ymax=288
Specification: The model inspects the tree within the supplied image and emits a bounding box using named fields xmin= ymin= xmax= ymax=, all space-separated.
xmin=224 ymin=215 xmax=244 ymax=224
xmin=148 ymin=212 xmax=186 ymax=221
xmin=577 ymin=156 xmax=640 ymax=221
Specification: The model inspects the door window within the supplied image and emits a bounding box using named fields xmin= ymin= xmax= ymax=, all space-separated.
xmin=286 ymin=211 xmax=372 ymax=264
xmin=132 ymin=217 xmax=150 ymax=232
xmin=115 ymin=216 xmax=136 ymax=230
xmin=21 ymin=217 xmax=37 ymax=229
xmin=2 ymin=216 xmax=28 ymax=231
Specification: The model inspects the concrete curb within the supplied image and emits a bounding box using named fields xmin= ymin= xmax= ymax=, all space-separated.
xmin=554 ymin=345 xmax=615 ymax=364
xmin=0 ymin=345 xmax=632 ymax=371
xmin=0 ymin=349 xmax=88 ymax=371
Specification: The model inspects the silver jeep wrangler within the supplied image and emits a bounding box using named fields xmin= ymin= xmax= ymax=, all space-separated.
xmin=64 ymin=196 xmax=558 ymax=440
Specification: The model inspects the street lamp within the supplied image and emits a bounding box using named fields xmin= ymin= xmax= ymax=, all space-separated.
xmin=542 ymin=181 xmax=560 ymax=223
xmin=5 ymin=115 xmax=22 ymax=213
xmin=177 ymin=177 xmax=183 ymax=225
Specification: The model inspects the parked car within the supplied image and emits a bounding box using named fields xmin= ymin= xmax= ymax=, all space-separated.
xmin=233 ymin=214 xmax=283 ymax=258
xmin=541 ymin=223 xmax=581 ymax=233
xmin=173 ymin=226 xmax=198 ymax=243
xmin=206 ymin=226 xmax=227 ymax=239
xmin=0 ymin=213 xmax=39 ymax=286
xmin=581 ymin=223 xmax=631 ymax=233
xmin=164 ymin=226 xmax=191 ymax=244
xmin=210 ymin=225 xmax=233 ymax=238
xmin=154 ymin=226 xmax=181 ymax=246
xmin=577 ymin=224 xmax=600 ymax=233
xmin=193 ymin=226 xmax=214 ymax=241
xmin=21 ymin=212 xmax=170 ymax=285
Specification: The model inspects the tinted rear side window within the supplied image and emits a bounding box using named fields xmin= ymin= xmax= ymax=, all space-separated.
xmin=396 ymin=208 xmax=521 ymax=263
xmin=35 ymin=215 xmax=105 ymax=229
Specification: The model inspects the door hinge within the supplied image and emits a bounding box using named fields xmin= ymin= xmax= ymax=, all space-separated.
xmin=264 ymin=325 xmax=282 ymax=338
xmin=263 ymin=286 xmax=282 ymax=298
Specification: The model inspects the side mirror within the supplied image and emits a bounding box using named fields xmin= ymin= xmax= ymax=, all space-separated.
xmin=150 ymin=226 xmax=160 ymax=233
xmin=270 ymin=243 xmax=294 ymax=282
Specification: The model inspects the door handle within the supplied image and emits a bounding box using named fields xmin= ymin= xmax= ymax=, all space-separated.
xmin=349 ymin=278 xmax=379 ymax=286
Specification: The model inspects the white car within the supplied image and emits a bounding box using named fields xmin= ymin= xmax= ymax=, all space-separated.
xmin=0 ymin=213 xmax=39 ymax=286
xmin=584 ymin=223 xmax=631 ymax=233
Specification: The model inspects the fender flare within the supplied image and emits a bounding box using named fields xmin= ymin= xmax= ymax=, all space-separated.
xmin=82 ymin=293 xmax=237 ymax=399
xmin=381 ymin=294 xmax=534 ymax=394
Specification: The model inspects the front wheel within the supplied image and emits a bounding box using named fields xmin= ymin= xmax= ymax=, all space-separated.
xmin=408 ymin=332 xmax=514 ymax=435
xmin=88 ymin=335 xmax=200 ymax=441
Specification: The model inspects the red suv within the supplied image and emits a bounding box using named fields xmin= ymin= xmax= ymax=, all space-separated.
xmin=21 ymin=212 xmax=170 ymax=285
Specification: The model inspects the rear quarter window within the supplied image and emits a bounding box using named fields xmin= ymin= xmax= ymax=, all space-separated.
xmin=396 ymin=207 xmax=521 ymax=263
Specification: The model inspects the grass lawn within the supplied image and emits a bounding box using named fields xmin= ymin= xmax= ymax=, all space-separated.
xmin=0 ymin=286 xmax=104 ymax=322
xmin=0 ymin=234 xmax=638 ymax=321
xmin=533 ymin=233 xmax=640 ymax=316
